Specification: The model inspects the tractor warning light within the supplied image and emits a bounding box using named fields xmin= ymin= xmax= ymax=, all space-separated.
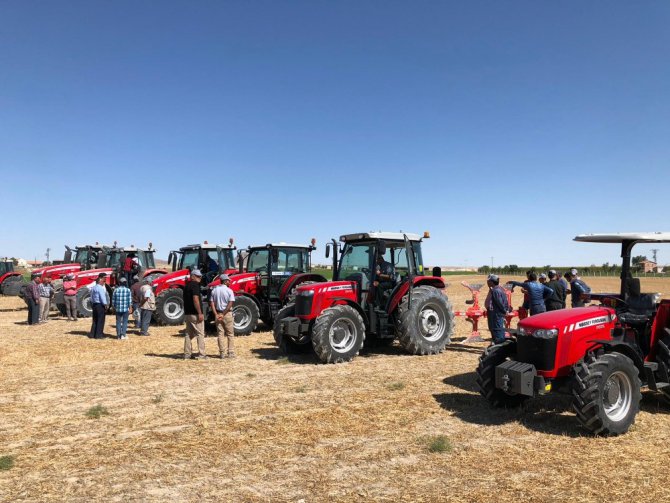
xmin=423 ymin=231 xmax=431 ymax=239
xmin=229 ymin=237 xmax=234 ymax=245
xmin=310 ymin=238 xmax=316 ymax=246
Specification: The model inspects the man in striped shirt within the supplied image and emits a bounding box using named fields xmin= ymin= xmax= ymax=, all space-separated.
xmin=38 ymin=277 xmax=55 ymax=323
xmin=112 ymin=277 xmax=132 ymax=340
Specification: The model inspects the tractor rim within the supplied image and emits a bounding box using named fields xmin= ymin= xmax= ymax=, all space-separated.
xmin=328 ymin=318 xmax=357 ymax=352
xmin=164 ymin=299 xmax=183 ymax=320
xmin=418 ymin=304 xmax=445 ymax=342
xmin=603 ymin=370 xmax=633 ymax=422
xmin=234 ymin=305 xmax=251 ymax=330
xmin=82 ymin=293 xmax=92 ymax=313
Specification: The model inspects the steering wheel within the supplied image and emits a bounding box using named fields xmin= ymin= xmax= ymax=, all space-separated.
xmin=361 ymin=267 xmax=371 ymax=276
xmin=255 ymin=266 xmax=268 ymax=273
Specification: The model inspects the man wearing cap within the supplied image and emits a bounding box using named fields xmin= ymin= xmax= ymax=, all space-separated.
xmin=183 ymin=269 xmax=206 ymax=359
xmin=38 ymin=276 xmax=55 ymax=323
xmin=130 ymin=275 xmax=143 ymax=329
xmin=485 ymin=274 xmax=510 ymax=344
xmin=89 ymin=273 xmax=110 ymax=339
xmin=210 ymin=274 xmax=236 ymax=359
xmin=63 ymin=273 xmax=78 ymax=321
xmin=112 ymin=277 xmax=132 ymax=340
xmin=567 ymin=269 xmax=591 ymax=308
xmin=26 ymin=273 xmax=42 ymax=325
xmin=508 ymin=272 xmax=554 ymax=316
xmin=139 ymin=278 xmax=156 ymax=336
xmin=544 ymin=270 xmax=567 ymax=311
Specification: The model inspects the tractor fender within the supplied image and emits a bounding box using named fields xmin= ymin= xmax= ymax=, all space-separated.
xmin=236 ymin=292 xmax=261 ymax=310
xmin=587 ymin=339 xmax=646 ymax=375
xmin=327 ymin=296 xmax=369 ymax=329
xmin=388 ymin=276 xmax=447 ymax=314
xmin=280 ymin=273 xmax=329 ymax=302
xmin=0 ymin=272 xmax=22 ymax=284
xmin=143 ymin=268 xmax=166 ymax=278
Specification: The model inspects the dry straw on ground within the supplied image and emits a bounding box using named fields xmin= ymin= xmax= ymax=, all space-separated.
xmin=1 ymin=276 xmax=670 ymax=502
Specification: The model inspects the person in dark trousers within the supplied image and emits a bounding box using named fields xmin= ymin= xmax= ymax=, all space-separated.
xmin=26 ymin=273 xmax=42 ymax=325
xmin=130 ymin=275 xmax=143 ymax=329
xmin=485 ymin=274 xmax=510 ymax=344
xmin=89 ymin=273 xmax=109 ymax=339
xmin=544 ymin=270 xmax=567 ymax=311
xmin=567 ymin=269 xmax=591 ymax=307
xmin=373 ymin=254 xmax=395 ymax=307
xmin=508 ymin=272 xmax=554 ymax=315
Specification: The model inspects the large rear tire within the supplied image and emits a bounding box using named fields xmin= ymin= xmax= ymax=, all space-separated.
xmin=476 ymin=340 xmax=529 ymax=408
xmin=311 ymin=305 xmax=365 ymax=364
xmin=154 ymin=288 xmax=185 ymax=325
xmin=397 ymin=286 xmax=454 ymax=355
xmin=76 ymin=288 xmax=93 ymax=318
xmin=233 ymin=296 xmax=259 ymax=335
xmin=1 ymin=276 xmax=24 ymax=296
xmin=273 ymin=303 xmax=312 ymax=354
xmin=656 ymin=335 xmax=670 ymax=402
xmin=572 ymin=352 xmax=641 ymax=435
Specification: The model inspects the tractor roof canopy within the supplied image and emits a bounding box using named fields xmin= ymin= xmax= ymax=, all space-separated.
xmin=574 ymin=232 xmax=670 ymax=244
xmin=180 ymin=243 xmax=236 ymax=251
xmin=248 ymin=243 xmax=314 ymax=250
xmin=340 ymin=231 xmax=424 ymax=243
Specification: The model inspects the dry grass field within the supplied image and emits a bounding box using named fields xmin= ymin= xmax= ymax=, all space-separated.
xmin=2 ymin=275 xmax=670 ymax=502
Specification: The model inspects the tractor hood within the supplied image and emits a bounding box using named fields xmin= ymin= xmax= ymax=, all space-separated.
xmin=296 ymin=280 xmax=356 ymax=295
xmin=74 ymin=267 xmax=114 ymax=284
xmin=206 ymin=270 xmax=247 ymax=288
xmin=152 ymin=269 xmax=191 ymax=289
xmin=33 ymin=263 xmax=81 ymax=278
xmin=518 ymin=306 xmax=616 ymax=333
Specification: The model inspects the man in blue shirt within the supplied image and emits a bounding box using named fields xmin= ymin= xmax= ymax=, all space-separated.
xmin=508 ymin=272 xmax=554 ymax=316
xmin=485 ymin=274 xmax=510 ymax=344
xmin=112 ymin=277 xmax=132 ymax=340
xmin=567 ymin=269 xmax=591 ymax=308
xmin=89 ymin=273 xmax=109 ymax=339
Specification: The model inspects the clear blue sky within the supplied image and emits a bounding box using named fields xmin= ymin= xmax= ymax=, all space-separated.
xmin=1 ymin=1 xmax=669 ymax=267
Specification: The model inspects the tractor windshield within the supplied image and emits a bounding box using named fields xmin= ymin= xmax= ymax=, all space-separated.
xmin=0 ymin=263 xmax=6 ymax=275
xmin=339 ymin=243 xmax=374 ymax=280
xmin=248 ymin=250 xmax=269 ymax=272
xmin=106 ymin=251 xmax=123 ymax=269
xmin=180 ymin=250 xmax=200 ymax=270
xmin=74 ymin=247 xmax=100 ymax=267
xmin=219 ymin=248 xmax=235 ymax=271
xmin=273 ymin=248 xmax=309 ymax=273
xmin=137 ymin=250 xmax=155 ymax=269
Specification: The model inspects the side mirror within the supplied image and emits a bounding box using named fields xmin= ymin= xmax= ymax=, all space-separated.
xmin=325 ymin=243 xmax=331 ymax=258
xmin=432 ymin=266 xmax=442 ymax=278
xmin=378 ymin=240 xmax=387 ymax=256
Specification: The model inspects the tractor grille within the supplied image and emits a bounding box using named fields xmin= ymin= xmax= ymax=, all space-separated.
xmin=295 ymin=295 xmax=313 ymax=317
xmin=516 ymin=335 xmax=557 ymax=371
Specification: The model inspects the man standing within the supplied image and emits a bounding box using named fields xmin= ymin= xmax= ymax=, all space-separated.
xmin=131 ymin=275 xmax=142 ymax=329
xmin=90 ymin=273 xmax=109 ymax=339
xmin=26 ymin=273 xmax=41 ymax=325
xmin=508 ymin=272 xmax=554 ymax=316
xmin=210 ymin=273 xmax=236 ymax=359
xmin=38 ymin=276 xmax=55 ymax=323
xmin=544 ymin=270 xmax=567 ymax=311
xmin=139 ymin=278 xmax=156 ymax=336
xmin=183 ymin=269 xmax=207 ymax=359
xmin=485 ymin=274 xmax=510 ymax=344
xmin=567 ymin=269 xmax=591 ymax=308
xmin=63 ymin=273 xmax=78 ymax=321
xmin=112 ymin=277 xmax=132 ymax=340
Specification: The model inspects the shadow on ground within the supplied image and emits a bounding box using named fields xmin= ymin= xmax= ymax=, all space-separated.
xmin=250 ymin=344 xmax=319 ymax=364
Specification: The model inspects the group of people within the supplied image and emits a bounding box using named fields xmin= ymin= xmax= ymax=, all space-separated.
xmin=25 ymin=273 xmax=55 ymax=325
xmin=182 ymin=269 xmax=236 ymax=360
xmin=485 ymin=269 xmax=591 ymax=344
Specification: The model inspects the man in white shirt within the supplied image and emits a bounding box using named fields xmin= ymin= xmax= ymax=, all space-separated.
xmin=209 ymin=273 xmax=236 ymax=359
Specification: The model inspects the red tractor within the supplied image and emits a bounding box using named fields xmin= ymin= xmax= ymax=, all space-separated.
xmin=0 ymin=259 xmax=23 ymax=296
xmin=205 ymin=240 xmax=327 ymax=335
xmin=54 ymin=244 xmax=165 ymax=317
xmin=274 ymin=232 xmax=454 ymax=363
xmin=477 ymin=232 xmax=670 ymax=435
xmin=152 ymin=241 xmax=237 ymax=326
xmin=31 ymin=243 xmax=106 ymax=281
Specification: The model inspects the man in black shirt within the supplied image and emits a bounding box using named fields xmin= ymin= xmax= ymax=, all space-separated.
xmin=183 ymin=269 xmax=207 ymax=360
xmin=544 ymin=270 xmax=567 ymax=311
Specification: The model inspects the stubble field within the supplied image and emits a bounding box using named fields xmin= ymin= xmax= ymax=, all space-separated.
xmin=1 ymin=275 xmax=670 ymax=502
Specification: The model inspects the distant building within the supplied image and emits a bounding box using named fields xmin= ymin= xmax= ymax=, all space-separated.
xmin=638 ymin=259 xmax=657 ymax=273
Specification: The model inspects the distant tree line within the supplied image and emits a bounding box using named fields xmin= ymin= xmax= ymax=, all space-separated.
xmin=477 ymin=255 xmax=658 ymax=275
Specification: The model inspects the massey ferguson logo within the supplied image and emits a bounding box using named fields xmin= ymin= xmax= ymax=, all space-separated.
xmin=326 ymin=285 xmax=352 ymax=292
xmin=563 ymin=315 xmax=612 ymax=334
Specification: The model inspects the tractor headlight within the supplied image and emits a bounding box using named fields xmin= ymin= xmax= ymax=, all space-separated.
xmin=533 ymin=329 xmax=558 ymax=339
xmin=652 ymin=293 xmax=662 ymax=304
xmin=299 ymin=289 xmax=314 ymax=297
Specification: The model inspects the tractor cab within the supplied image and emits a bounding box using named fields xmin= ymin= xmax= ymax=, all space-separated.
xmin=105 ymin=243 xmax=164 ymax=284
xmin=168 ymin=240 xmax=237 ymax=285
xmin=0 ymin=260 xmax=14 ymax=276
xmin=68 ymin=243 xmax=107 ymax=270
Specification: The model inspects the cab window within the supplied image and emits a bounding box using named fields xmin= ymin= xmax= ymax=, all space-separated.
xmin=248 ymin=250 xmax=269 ymax=272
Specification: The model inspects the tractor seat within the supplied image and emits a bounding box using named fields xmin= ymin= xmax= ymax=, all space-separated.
xmin=618 ymin=294 xmax=656 ymax=325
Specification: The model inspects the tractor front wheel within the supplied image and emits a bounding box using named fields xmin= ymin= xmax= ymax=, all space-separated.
xmin=311 ymin=305 xmax=365 ymax=363
xmin=233 ymin=296 xmax=259 ymax=336
xmin=1 ymin=276 xmax=24 ymax=296
xmin=273 ymin=303 xmax=312 ymax=354
xmin=476 ymin=340 xmax=529 ymax=408
xmin=397 ymin=286 xmax=454 ymax=355
xmin=154 ymin=289 xmax=184 ymax=325
xmin=572 ymin=352 xmax=641 ymax=435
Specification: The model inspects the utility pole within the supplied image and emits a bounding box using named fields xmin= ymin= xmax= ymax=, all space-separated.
xmin=651 ymin=248 xmax=659 ymax=264
xmin=45 ymin=248 xmax=51 ymax=265
xmin=491 ymin=256 xmax=494 ymax=268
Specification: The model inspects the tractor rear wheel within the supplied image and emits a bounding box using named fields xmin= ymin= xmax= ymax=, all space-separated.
xmin=572 ymin=352 xmax=641 ymax=435
xmin=154 ymin=288 xmax=184 ymax=325
xmin=654 ymin=335 xmax=670 ymax=403
xmin=397 ymin=286 xmax=454 ymax=355
xmin=311 ymin=305 xmax=365 ymax=363
xmin=273 ymin=303 xmax=312 ymax=354
xmin=233 ymin=296 xmax=259 ymax=335
xmin=1 ymin=276 xmax=24 ymax=296
xmin=76 ymin=288 xmax=93 ymax=318
xmin=476 ymin=340 xmax=529 ymax=407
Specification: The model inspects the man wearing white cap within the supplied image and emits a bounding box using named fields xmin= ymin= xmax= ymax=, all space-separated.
xmin=210 ymin=273 xmax=236 ymax=359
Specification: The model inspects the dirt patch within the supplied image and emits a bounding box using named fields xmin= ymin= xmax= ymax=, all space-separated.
xmin=1 ymin=276 xmax=669 ymax=501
